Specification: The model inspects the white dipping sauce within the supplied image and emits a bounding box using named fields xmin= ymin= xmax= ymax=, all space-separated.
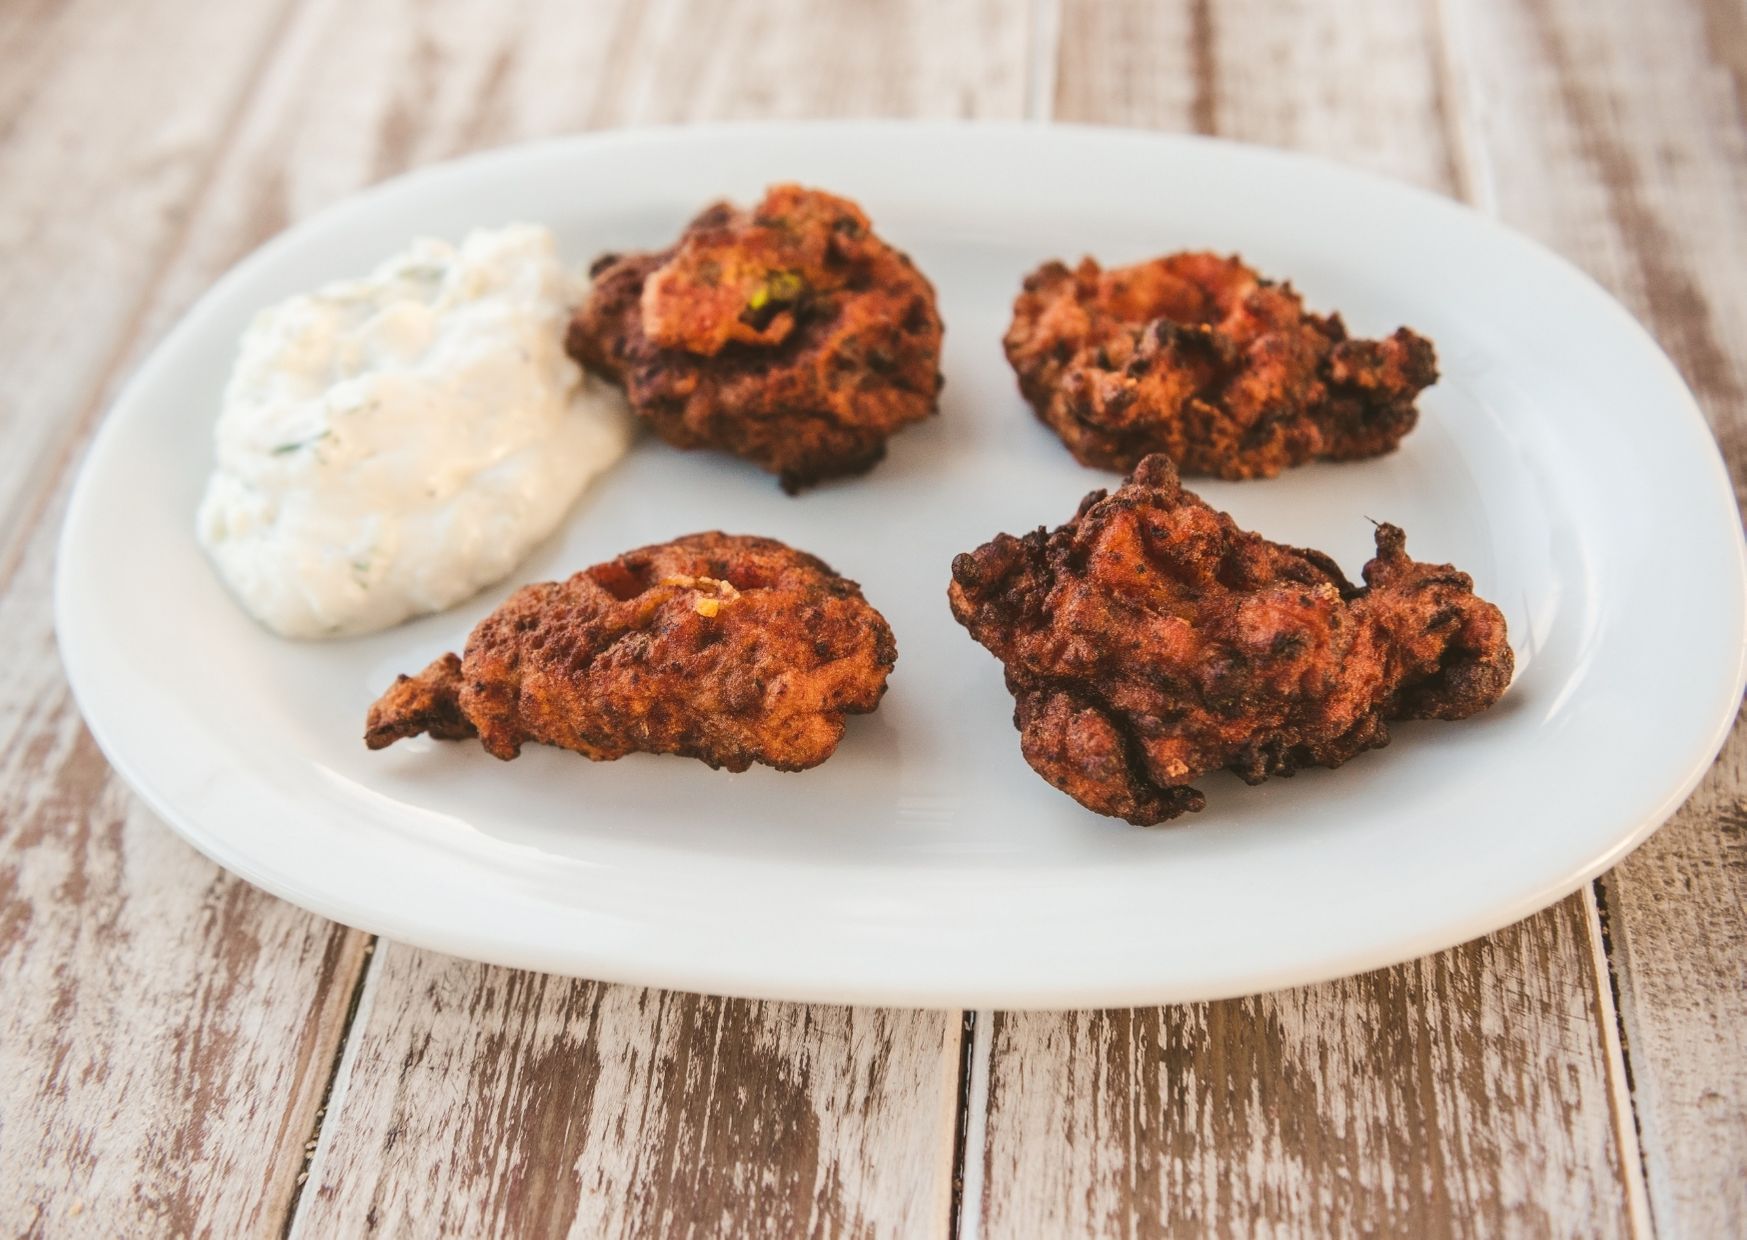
xmin=197 ymin=224 xmax=630 ymax=638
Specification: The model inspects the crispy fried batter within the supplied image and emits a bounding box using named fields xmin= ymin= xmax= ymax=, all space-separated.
xmin=366 ymin=533 xmax=896 ymax=772
xmin=568 ymin=184 xmax=944 ymax=493
xmin=1004 ymin=253 xmax=1437 ymax=478
xmin=947 ymin=455 xmax=1512 ymax=824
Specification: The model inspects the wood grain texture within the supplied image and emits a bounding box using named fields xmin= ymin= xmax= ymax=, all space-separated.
xmin=976 ymin=3 xmax=1645 ymax=1235
xmin=151 ymin=0 xmax=1030 ymax=319
xmin=1054 ymin=0 xmax=1461 ymax=194
xmin=0 ymin=517 xmax=371 ymax=1238
xmin=983 ymin=899 xmax=1628 ymax=1238
xmin=1442 ymin=0 xmax=1747 ymax=1231
xmin=290 ymin=946 xmax=961 ymax=1238
xmin=0 ymin=2 xmax=379 ymax=1236
xmin=0 ymin=0 xmax=299 ymax=587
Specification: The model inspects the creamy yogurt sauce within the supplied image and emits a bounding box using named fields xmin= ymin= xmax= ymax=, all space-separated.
xmin=197 ymin=224 xmax=630 ymax=638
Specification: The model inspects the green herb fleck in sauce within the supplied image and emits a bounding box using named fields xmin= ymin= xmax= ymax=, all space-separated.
xmin=269 ymin=430 xmax=332 ymax=456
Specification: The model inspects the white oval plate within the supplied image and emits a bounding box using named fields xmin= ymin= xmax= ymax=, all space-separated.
xmin=57 ymin=123 xmax=1746 ymax=1008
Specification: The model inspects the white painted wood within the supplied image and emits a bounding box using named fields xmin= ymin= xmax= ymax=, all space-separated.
xmin=0 ymin=507 xmax=370 ymax=1237
xmin=0 ymin=0 xmax=299 ymax=580
xmin=983 ymin=902 xmax=1633 ymax=1238
xmin=1053 ymin=0 xmax=1459 ymax=193
xmin=290 ymin=946 xmax=962 ymax=1237
xmin=148 ymin=0 xmax=1031 ymax=328
xmin=0 ymin=3 xmax=374 ymax=1234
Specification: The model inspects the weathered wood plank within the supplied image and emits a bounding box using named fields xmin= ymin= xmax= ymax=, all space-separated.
xmin=0 ymin=2 xmax=381 ymax=1236
xmin=983 ymin=899 xmax=1628 ymax=1238
xmin=1054 ymin=0 xmax=1460 ymax=194
xmin=1443 ymin=0 xmax=1747 ymax=1231
xmin=151 ymin=0 xmax=1031 ymax=326
xmin=289 ymin=947 xmax=960 ymax=1238
xmin=977 ymin=3 xmax=1643 ymax=1235
xmin=0 ymin=0 xmax=1026 ymax=1235
xmin=0 ymin=521 xmax=372 ymax=1237
xmin=0 ymin=0 xmax=299 ymax=581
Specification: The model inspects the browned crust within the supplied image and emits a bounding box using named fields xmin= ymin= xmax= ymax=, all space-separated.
xmin=568 ymin=185 xmax=945 ymax=493
xmin=948 ymin=455 xmax=1513 ymax=824
xmin=367 ymin=533 xmax=897 ymax=773
xmin=1003 ymin=253 xmax=1436 ymax=478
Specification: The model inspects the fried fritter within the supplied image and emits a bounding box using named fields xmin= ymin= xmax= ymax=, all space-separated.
xmin=366 ymin=533 xmax=896 ymax=772
xmin=1004 ymin=252 xmax=1437 ymax=478
xmin=947 ymin=455 xmax=1512 ymax=825
xmin=568 ymin=184 xmax=944 ymax=493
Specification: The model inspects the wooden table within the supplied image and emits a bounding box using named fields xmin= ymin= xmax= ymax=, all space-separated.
xmin=4 ymin=1 xmax=1743 ymax=1234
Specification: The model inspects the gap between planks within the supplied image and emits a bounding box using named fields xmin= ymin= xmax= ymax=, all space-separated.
xmin=954 ymin=1010 xmax=995 ymax=1240
xmin=280 ymin=937 xmax=381 ymax=1238
xmin=1587 ymin=878 xmax=1654 ymax=1237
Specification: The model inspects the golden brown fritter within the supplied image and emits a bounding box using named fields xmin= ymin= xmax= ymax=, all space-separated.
xmin=947 ymin=455 xmax=1512 ymax=825
xmin=366 ymin=533 xmax=896 ymax=772
xmin=1004 ymin=252 xmax=1437 ymax=478
xmin=568 ymin=184 xmax=945 ymax=493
